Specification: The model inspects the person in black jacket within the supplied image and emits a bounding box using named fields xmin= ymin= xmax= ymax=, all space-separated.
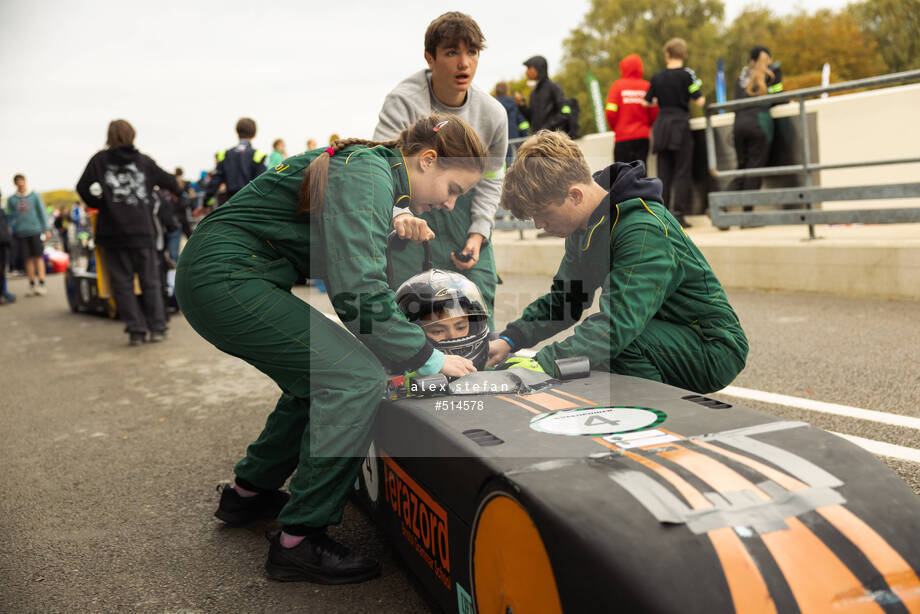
xmin=208 ymin=117 xmax=267 ymax=206
xmin=516 ymin=55 xmax=570 ymax=134
xmin=76 ymin=119 xmax=180 ymax=345
xmin=644 ymin=38 xmax=705 ymax=228
xmin=729 ymin=45 xmax=783 ymax=208
xmin=494 ymin=81 xmax=530 ymax=164
xmin=0 ymin=189 xmax=15 ymax=305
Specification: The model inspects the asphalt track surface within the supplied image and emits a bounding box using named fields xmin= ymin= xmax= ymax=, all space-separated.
xmin=1 ymin=273 xmax=917 ymax=613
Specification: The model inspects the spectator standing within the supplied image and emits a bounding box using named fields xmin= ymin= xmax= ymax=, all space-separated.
xmin=606 ymin=53 xmax=658 ymax=166
xmin=494 ymin=81 xmax=530 ymax=164
xmin=53 ymin=204 xmax=69 ymax=253
xmin=210 ymin=118 xmax=267 ymax=205
xmin=305 ymin=138 xmax=318 ymax=151
xmin=374 ymin=11 xmax=508 ymax=326
xmin=268 ymin=139 xmax=287 ymax=168
xmin=161 ymin=168 xmax=189 ymax=261
xmin=729 ymin=45 xmax=783 ymax=205
xmin=644 ymin=38 xmax=705 ymax=228
xmin=0 ymin=189 xmax=15 ymax=304
xmin=6 ymin=174 xmax=50 ymax=296
xmin=75 ymin=119 xmax=180 ymax=346
xmin=516 ymin=55 xmax=570 ymax=134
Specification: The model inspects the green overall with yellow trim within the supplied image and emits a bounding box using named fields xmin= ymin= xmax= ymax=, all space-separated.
xmin=501 ymin=162 xmax=748 ymax=394
xmin=175 ymin=146 xmax=436 ymax=528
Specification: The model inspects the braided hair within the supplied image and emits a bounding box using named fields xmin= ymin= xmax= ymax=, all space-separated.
xmin=297 ymin=113 xmax=485 ymax=216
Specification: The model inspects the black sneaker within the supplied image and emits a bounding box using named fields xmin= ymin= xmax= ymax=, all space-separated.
xmin=149 ymin=330 xmax=167 ymax=343
xmin=214 ymin=483 xmax=290 ymax=526
xmin=129 ymin=332 xmax=146 ymax=346
xmin=265 ymin=530 xmax=381 ymax=584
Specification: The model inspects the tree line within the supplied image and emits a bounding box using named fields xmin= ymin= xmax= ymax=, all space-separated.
xmin=544 ymin=0 xmax=919 ymax=137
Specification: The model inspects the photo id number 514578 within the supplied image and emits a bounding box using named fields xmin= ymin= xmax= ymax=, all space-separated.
xmin=435 ymin=400 xmax=484 ymax=411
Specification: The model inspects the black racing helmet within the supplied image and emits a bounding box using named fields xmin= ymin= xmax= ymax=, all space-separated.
xmin=396 ymin=269 xmax=491 ymax=369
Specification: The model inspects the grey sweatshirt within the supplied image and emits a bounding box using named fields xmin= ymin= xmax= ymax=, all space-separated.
xmin=374 ymin=69 xmax=508 ymax=238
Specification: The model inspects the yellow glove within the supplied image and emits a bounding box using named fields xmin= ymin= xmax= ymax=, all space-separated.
xmin=498 ymin=356 xmax=545 ymax=373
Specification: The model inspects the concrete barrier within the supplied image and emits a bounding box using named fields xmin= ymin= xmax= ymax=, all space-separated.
xmin=501 ymin=84 xmax=920 ymax=300
xmin=493 ymin=219 xmax=920 ymax=301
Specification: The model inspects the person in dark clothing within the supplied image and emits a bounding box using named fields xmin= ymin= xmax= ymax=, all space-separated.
xmin=494 ymin=81 xmax=530 ymax=164
xmin=729 ymin=45 xmax=784 ymax=210
xmin=0 ymin=189 xmax=15 ymax=305
xmin=644 ymin=38 xmax=705 ymax=228
xmin=516 ymin=55 xmax=570 ymax=134
xmin=76 ymin=119 xmax=180 ymax=345
xmin=209 ymin=117 xmax=267 ymax=205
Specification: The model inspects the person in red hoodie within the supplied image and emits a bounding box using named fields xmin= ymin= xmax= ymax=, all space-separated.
xmin=605 ymin=54 xmax=658 ymax=166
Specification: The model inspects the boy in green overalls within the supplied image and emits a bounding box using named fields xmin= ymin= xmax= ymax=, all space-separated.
xmin=487 ymin=131 xmax=748 ymax=394
xmin=176 ymin=115 xmax=485 ymax=584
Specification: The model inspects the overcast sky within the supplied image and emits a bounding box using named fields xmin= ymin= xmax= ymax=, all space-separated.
xmin=1 ymin=0 xmax=850 ymax=192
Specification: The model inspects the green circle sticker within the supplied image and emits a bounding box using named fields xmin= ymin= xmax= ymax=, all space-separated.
xmin=529 ymin=406 xmax=667 ymax=436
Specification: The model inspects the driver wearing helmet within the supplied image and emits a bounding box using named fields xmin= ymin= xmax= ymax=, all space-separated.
xmin=396 ymin=269 xmax=543 ymax=374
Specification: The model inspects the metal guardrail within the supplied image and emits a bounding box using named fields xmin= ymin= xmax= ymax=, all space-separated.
xmin=704 ymin=69 xmax=920 ymax=237
xmin=493 ymin=136 xmax=535 ymax=238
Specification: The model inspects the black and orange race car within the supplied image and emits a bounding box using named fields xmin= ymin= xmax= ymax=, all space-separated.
xmin=356 ymin=368 xmax=920 ymax=614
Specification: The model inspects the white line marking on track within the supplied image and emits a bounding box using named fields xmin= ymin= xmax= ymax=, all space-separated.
xmin=718 ymin=386 xmax=920 ymax=430
xmin=830 ymin=432 xmax=920 ymax=463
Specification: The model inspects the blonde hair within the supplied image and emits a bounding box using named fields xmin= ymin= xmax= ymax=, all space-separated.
xmin=745 ymin=49 xmax=775 ymax=97
xmin=298 ymin=114 xmax=486 ymax=216
xmin=501 ymin=130 xmax=592 ymax=220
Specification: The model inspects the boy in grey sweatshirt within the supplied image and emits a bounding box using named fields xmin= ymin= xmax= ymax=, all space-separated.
xmin=374 ymin=11 xmax=508 ymax=326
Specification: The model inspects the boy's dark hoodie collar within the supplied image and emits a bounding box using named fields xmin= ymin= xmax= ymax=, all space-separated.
xmin=588 ymin=161 xmax=663 ymax=225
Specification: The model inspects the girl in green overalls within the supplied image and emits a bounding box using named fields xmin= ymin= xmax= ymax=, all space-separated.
xmin=175 ymin=114 xmax=485 ymax=584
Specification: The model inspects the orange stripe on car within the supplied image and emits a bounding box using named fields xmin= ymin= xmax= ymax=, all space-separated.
xmin=816 ymin=506 xmax=920 ymax=613
xmin=657 ymin=445 xmax=765 ymax=498
xmin=709 ymin=527 xmax=779 ymax=614
xmin=664 ymin=444 xmax=885 ymax=614
xmin=594 ymin=438 xmax=777 ymax=613
xmin=518 ymin=392 xmax=579 ymax=411
xmin=497 ymin=395 xmax=542 ymax=415
xmin=761 ymin=517 xmax=884 ymax=613
xmin=551 ymin=389 xmax=598 ymax=406
xmin=697 ymin=439 xmax=920 ymax=609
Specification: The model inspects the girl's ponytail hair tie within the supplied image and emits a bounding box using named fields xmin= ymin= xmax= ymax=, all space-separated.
xmin=324 ymin=147 xmax=335 ymax=157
